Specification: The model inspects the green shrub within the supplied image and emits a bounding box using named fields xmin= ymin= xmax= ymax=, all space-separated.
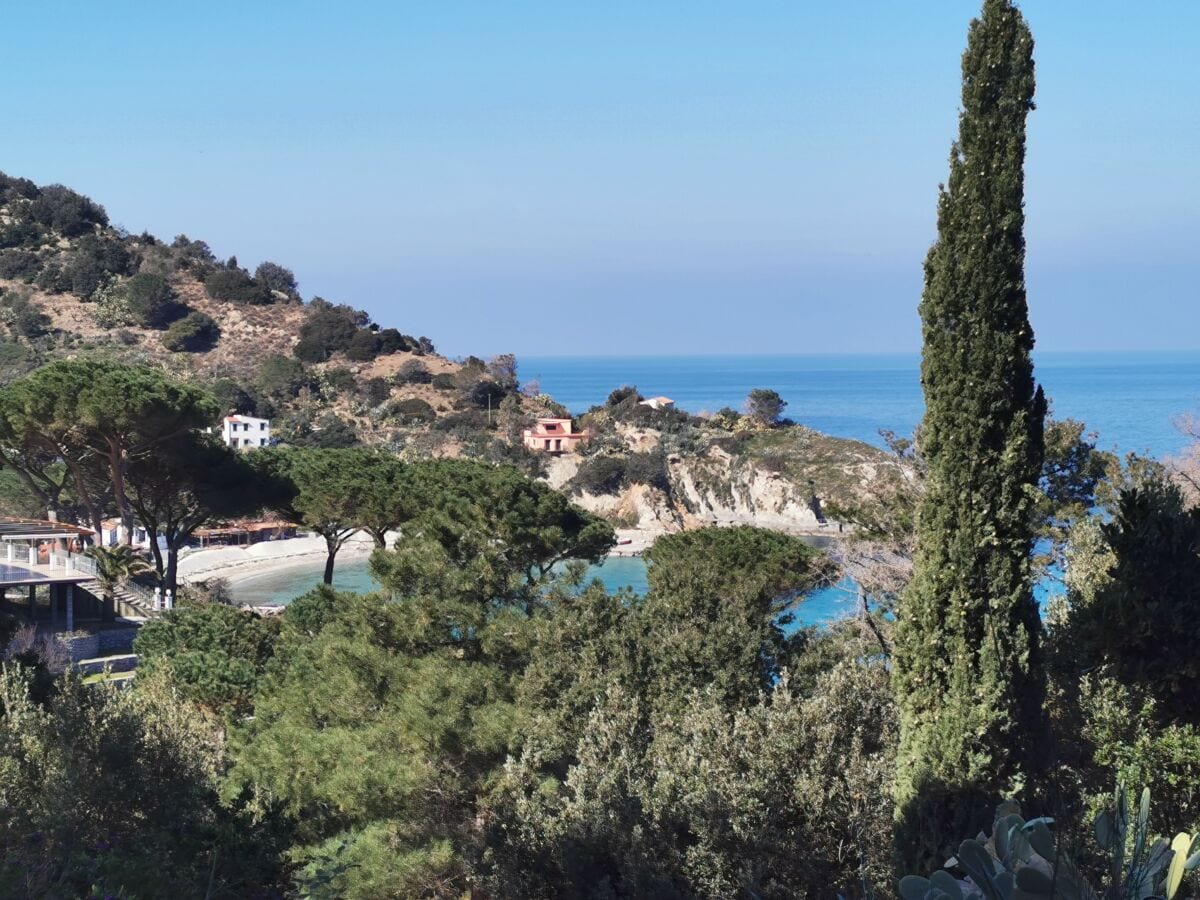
xmin=294 ymin=299 xmax=366 ymax=362
xmin=396 ymin=359 xmax=431 ymax=384
xmin=321 ymin=367 xmax=357 ymax=396
xmin=204 ymin=267 xmax=274 ymax=305
xmin=298 ymin=414 xmax=358 ymax=448
xmin=375 ymin=328 xmax=413 ymax=354
xmin=65 ymin=255 xmax=106 ymax=297
xmin=624 ymin=451 xmax=670 ymax=491
xmin=607 ymin=385 xmax=641 ymax=406
xmin=29 ymin=184 xmax=108 ymax=236
xmin=571 ymin=451 xmax=668 ymax=496
xmin=134 ymin=603 xmax=278 ymax=714
xmin=572 ymin=455 xmax=627 ymax=495
xmin=464 ymin=378 xmax=508 ymax=409
xmin=1072 ymin=481 xmax=1200 ymax=723
xmin=253 ymin=261 xmax=298 ymax=296
xmin=124 ymin=272 xmax=185 ymax=328
xmin=0 ymin=291 xmax=51 ymax=339
xmin=0 ymin=338 xmax=33 ymax=380
xmin=0 ymin=250 xmax=40 ymax=280
xmin=169 ymin=234 xmax=217 ymax=274
xmin=160 ymin=311 xmax=219 ymax=352
xmin=33 ymin=264 xmax=71 ymax=293
xmin=361 ymin=376 xmax=391 ymax=407
xmin=0 ymin=219 xmax=43 ymax=249
xmin=256 ymin=355 xmax=311 ymax=400
xmin=432 ymin=409 xmax=490 ymax=432
xmin=209 ymin=377 xmax=257 ymax=415
xmin=74 ymin=233 xmax=135 ymax=279
xmin=431 ymin=372 xmax=457 ymax=390
xmin=344 ymin=328 xmax=381 ymax=362
xmin=388 ymin=397 xmax=436 ymax=424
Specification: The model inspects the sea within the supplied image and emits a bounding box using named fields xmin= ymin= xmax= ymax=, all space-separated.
xmin=236 ymin=351 xmax=1200 ymax=617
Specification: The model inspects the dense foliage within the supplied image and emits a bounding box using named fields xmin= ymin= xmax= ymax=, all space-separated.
xmin=893 ymin=0 xmax=1047 ymax=868
xmin=1 ymin=5 xmax=1198 ymax=898
xmin=135 ymin=604 xmax=279 ymax=714
xmin=160 ymin=309 xmax=220 ymax=351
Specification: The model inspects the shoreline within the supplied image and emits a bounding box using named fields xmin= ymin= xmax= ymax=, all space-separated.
xmin=177 ymin=523 xmax=831 ymax=596
xmin=177 ymin=534 xmax=377 ymax=591
xmin=177 ymin=528 xmax=659 ymax=602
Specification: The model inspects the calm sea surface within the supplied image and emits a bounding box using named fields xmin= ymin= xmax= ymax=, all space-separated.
xmin=236 ymin=352 xmax=1199 ymax=616
xmin=521 ymin=351 xmax=1200 ymax=458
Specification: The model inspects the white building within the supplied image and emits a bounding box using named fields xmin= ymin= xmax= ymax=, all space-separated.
xmin=220 ymin=414 xmax=271 ymax=450
xmin=640 ymin=396 xmax=675 ymax=410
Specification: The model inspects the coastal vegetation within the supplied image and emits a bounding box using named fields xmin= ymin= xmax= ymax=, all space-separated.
xmin=0 ymin=1 xmax=1197 ymax=898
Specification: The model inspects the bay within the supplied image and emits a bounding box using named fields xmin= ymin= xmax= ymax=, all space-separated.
xmin=231 ymin=351 xmax=1196 ymax=621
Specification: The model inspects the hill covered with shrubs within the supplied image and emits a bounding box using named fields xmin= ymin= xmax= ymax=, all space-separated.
xmin=0 ymin=172 xmax=547 ymax=452
xmin=0 ymin=172 xmax=904 ymax=529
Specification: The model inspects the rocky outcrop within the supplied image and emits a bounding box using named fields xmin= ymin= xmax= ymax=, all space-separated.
xmin=553 ymin=427 xmax=904 ymax=539
xmin=668 ymin=446 xmax=824 ymax=532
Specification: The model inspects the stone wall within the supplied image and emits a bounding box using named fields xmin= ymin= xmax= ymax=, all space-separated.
xmin=58 ymin=625 xmax=141 ymax=664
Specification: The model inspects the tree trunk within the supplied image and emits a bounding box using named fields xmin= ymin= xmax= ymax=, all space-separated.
xmin=107 ymin=442 xmax=133 ymax=546
xmin=166 ymin=547 xmax=180 ymax=597
xmin=62 ymin=453 xmax=105 ymax=543
xmin=323 ymin=535 xmax=339 ymax=585
xmin=147 ymin=530 xmax=166 ymax=586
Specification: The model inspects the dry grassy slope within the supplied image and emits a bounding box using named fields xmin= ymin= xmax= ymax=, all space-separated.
xmin=1 ymin=270 xmax=466 ymax=394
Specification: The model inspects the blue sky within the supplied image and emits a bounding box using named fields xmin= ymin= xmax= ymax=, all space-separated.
xmin=1 ymin=1 xmax=1196 ymax=357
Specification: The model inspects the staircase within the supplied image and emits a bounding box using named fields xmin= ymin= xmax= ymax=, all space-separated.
xmin=77 ymin=580 xmax=161 ymax=619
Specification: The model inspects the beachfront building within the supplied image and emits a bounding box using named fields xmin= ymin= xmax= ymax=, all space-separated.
xmin=640 ymin=396 xmax=675 ymax=410
xmin=0 ymin=518 xmax=100 ymax=631
xmin=522 ymin=417 xmax=588 ymax=454
xmin=194 ymin=519 xmax=298 ymax=547
xmin=220 ymin=414 xmax=271 ymax=450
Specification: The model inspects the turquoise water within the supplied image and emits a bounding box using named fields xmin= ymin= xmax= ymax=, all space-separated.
xmin=234 ymin=554 xmax=859 ymax=630
xmin=235 ymin=556 xmax=651 ymax=606
xmin=521 ymin=352 xmax=1200 ymax=458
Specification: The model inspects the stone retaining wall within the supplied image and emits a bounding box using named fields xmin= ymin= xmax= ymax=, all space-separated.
xmin=58 ymin=625 xmax=141 ymax=664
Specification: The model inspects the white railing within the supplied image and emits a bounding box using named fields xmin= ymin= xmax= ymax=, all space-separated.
xmin=47 ymin=552 xmax=97 ymax=576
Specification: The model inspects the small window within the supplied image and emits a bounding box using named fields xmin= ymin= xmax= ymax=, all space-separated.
xmin=260 ymin=422 xmax=266 ymax=430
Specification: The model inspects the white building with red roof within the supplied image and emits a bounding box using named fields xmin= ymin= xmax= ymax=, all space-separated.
xmin=220 ymin=414 xmax=271 ymax=450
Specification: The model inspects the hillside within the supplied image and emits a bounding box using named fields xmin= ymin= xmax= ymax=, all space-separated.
xmin=0 ymin=172 xmax=509 ymax=448
xmin=0 ymin=172 xmax=908 ymax=531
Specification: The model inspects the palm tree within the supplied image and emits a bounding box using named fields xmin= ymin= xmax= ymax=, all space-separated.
xmin=85 ymin=545 xmax=152 ymax=620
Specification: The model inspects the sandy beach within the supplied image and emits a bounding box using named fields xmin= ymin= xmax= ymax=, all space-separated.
xmin=177 ymin=532 xmax=379 ymax=589
xmin=177 ymin=527 xmax=658 ymax=594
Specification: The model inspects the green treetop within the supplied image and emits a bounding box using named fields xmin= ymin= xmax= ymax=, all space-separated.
xmin=0 ymin=359 xmax=218 ymax=538
xmin=892 ymin=0 xmax=1047 ymax=869
xmin=253 ymin=447 xmax=380 ymax=584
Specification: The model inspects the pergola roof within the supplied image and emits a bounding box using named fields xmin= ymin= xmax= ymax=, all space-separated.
xmin=0 ymin=517 xmax=94 ymax=541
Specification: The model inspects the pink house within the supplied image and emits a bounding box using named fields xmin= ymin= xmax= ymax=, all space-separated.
xmin=523 ymin=417 xmax=588 ymax=453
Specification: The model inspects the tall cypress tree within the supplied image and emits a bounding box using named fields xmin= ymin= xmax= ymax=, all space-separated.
xmin=893 ymin=0 xmax=1046 ymax=869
